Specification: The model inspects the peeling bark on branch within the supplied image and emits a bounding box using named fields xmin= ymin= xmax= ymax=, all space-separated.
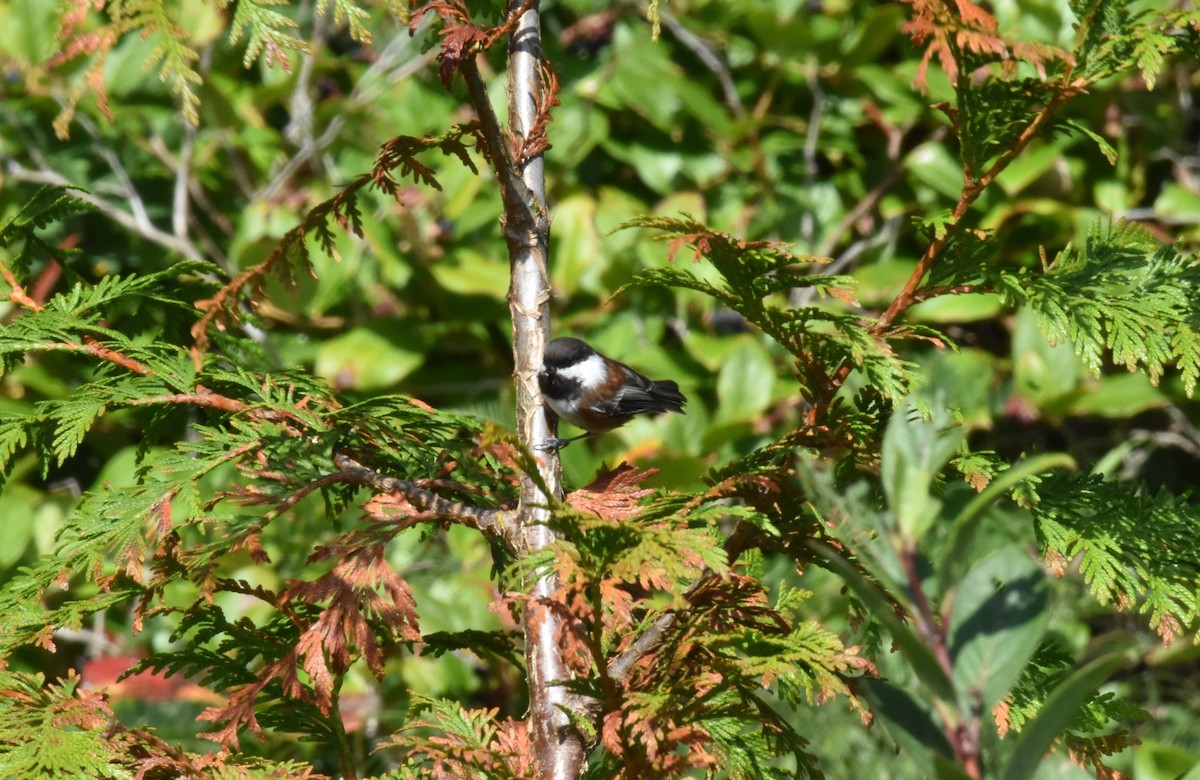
xmin=456 ymin=1 xmax=595 ymax=776
xmin=332 ymin=453 xmax=515 ymax=538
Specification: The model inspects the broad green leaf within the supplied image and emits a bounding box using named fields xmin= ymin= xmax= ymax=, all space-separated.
xmin=1066 ymin=372 xmax=1166 ymax=418
xmin=909 ymin=142 xmax=963 ymax=199
xmin=0 ymin=0 xmax=58 ymax=65
xmin=551 ymin=194 xmax=604 ymax=297
xmin=860 ymin=678 xmax=955 ymax=769
xmin=1012 ymin=306 xmax=1081 ymax=407
xmin=881 ymin=401 xmax=964 ymax=540
xmin=908 ymin=292 xmax=1004 ymax=323
xmin=0 ymin=486 xmax=36 ymax=570
xmin=1155 ymin=183 xmax=1200 ymax=223
xmin=1132 ymin=741 xmax=1200 ymax=780
xmin=714 ymin=339 xmax=776 ymax=424
xmin=996 ymin=142 xmax=1071 ymax=194
xmin=947 ymin=544 xmax=1049 ymax=709
xmin=810 ymin=540 xmax=958 ymax=704
xmin=428 ymin=248 xmax=508 ymax=298
xmin=915 ymin=349 xmax=996 ymax=429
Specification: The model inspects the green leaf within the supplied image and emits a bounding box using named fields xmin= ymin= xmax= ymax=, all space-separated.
xmin=1065 ymin=372 xmax=1166 ymax=418
xmin=314 ymin=327 xmax=426 ymax=391
xmin=714 ymin=339 xmax=776 ymax=423
xmin=0 ymin=0 xmax=59 ymax=65
xmin=881 ymin=401 xmax=964 ymax=539
xmin=860 ymin=678 xmax=956 ymax=764
xmin=551 ymin=194 xmax=604 ymax=297
xmin=947 ymin=544 xmax=1049 ymax=709
xmin=1060 ymin=119 xmax=1118 ymax=165
xmin=1155 ymin=183 xmax=1200 ymax=223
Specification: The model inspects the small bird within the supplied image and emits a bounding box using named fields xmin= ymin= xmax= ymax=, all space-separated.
xmin=537 ymin=337 xmax=686 ymax=450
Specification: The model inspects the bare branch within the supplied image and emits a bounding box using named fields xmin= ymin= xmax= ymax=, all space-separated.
xmin=459 ymin=53 xmax=544 ymax=244
xmin=801 ymin=61 xmax=825 ymax=248
xmin=172 ymin=120 xmax=196 ymax=240
xmin=4 ymin=160 xmax=204 ymax=262
xmin=0 ymin=257 xmax=42 ymax=312
xmin=332 ymin=452 xmax=515 ymax=538
xmin=129 ymin=391 xmax=249 ymax=414
xmin=284 ymin=0 xmax=324 ymax=153
xmin=808 ymin=81 xmax=1083 ymax=425
xmin=659 ymin=10 xmax=744 ymax=120
xmin=428 ymin=0 xmax=593 ymax=774
xmin=872 ymin=83 xmax=1082 ymax=335
xmin=259 ymin=19 xmax=439 ymax=200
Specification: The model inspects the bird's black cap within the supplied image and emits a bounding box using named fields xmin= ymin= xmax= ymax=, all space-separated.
xmin=544 ymin=337 xmax=595 ymax=367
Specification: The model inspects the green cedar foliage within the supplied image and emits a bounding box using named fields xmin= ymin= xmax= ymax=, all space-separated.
xmin=995 ymin=220 xmax=1200 ymax=395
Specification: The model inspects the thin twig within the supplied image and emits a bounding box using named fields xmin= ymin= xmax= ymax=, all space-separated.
xmin=801 ymin=60 xmax=825 ymax=248
xmin=907 ymin=283 xmax=982 ymax=304
xmin=284 ymin=0 xmax=323 ymax=153
xmin=259 ymin=19 xmax=439 ymax=200
xmin=807 ymin=80 xmax=1085 ymax=425
xmin=459 ymin=48 xmax=543 ymax=245
xmin=5 ymin=160 xmax=204 ymax=261
xmin=872 ymin=82 xmax=1083 ymax=335
xmin=793 ymin=216 xmax=902 ymax=307
xmin=62 ymin=338 xmax=153 ymax=376
xmin=129 ymin=391 xmax=249 ymax=413
xmin=172 ymin=120 xmax=196 ymax=240
xmin=899 ymin=540 xmax=981 ymax=778
xmin=658 ymin=9 xmax=744 ymax=119
xmin=0 ymin=258 xmax=42 ymax=311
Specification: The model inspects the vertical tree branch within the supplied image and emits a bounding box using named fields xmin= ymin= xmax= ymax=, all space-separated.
xmin=470 ymin=1 xmax=592 ymax=776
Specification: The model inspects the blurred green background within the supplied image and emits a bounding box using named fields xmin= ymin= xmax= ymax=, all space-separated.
xmin=1 ymin=0 xmax=1198 ymax=776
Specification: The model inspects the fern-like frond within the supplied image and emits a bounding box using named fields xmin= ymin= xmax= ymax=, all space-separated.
xmin=130 ymin=0 xmax=203 ymax=122
xmin=0 ymin=671 xmax=129 ymax=779
xmin=0 ymin=185 xmax=95 ymax=246
xmin=622 ymin=216 xmax=917 ymax=405
xmin=0 ymin=185 xmax=95 ymax=278
xmin=957 ymin=77 xmax=1060 ymax=175
xmin=1069 ymin=0 xmax=1198 ymax=87
xmin=996 ymin=219 xmax=1200 ymax=395
xmin=1001 ymin=641 xmax=1149 ymax=776
xmin=319 ymin=0 xmax=373 ymax=44
xmin=379 ymin=697 xmax=538 ymax=778
xmin=1031 ymin=474 xmax=1200 ymax=644
xmin=192 ymin=127 xmax=478 ymax=356
xmin=223 ymin=0 xmax=308 ymax=69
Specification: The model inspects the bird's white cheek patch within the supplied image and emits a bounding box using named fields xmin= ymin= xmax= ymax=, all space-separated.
xmin=560 ymin=353 xmax=609 ymax=389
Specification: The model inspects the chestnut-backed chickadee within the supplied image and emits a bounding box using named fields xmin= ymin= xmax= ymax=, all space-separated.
xmin=537 ymin=337 xmax=686 ymax=450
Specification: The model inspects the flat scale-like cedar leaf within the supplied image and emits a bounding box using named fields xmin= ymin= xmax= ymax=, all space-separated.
xmin=1031 ymin=473 xmax=1200 ymax=644
xmin=997 ymin=220 xmax=1200 ymax=396
xmin=1001 ymin=649 xmax=1132 ymax=780
xmin=566 ymin=463 xmax=657 ymax=521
